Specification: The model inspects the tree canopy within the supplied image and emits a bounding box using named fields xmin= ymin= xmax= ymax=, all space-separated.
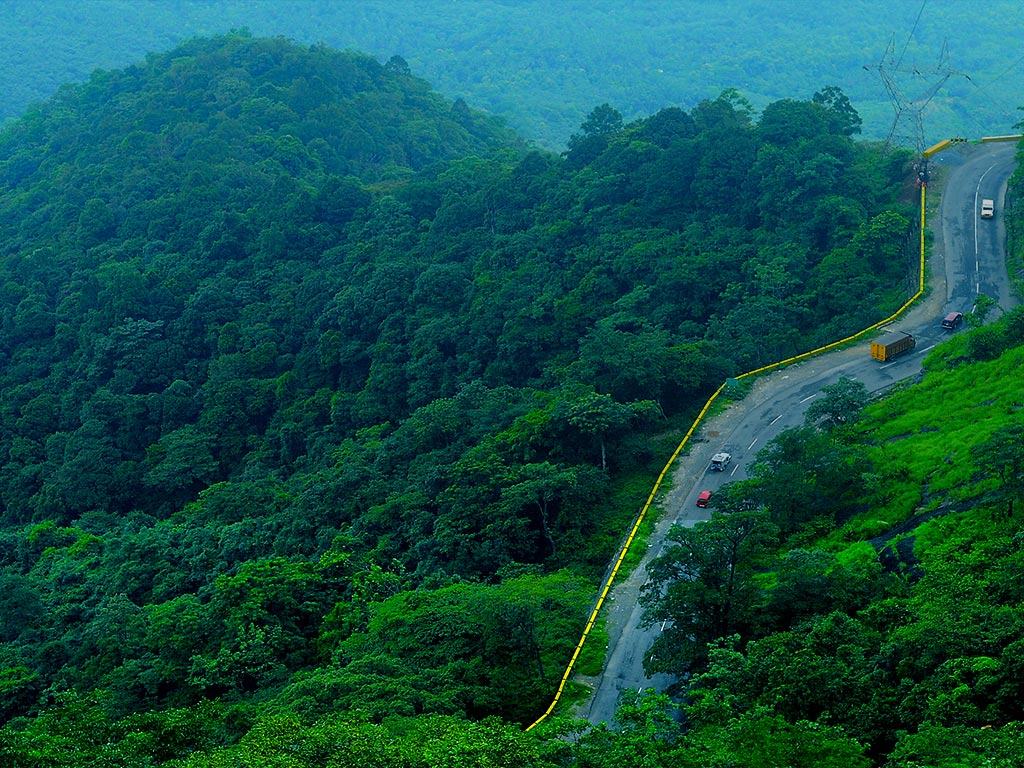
xmin=0 ymin=29 xmax=1013 ymax=768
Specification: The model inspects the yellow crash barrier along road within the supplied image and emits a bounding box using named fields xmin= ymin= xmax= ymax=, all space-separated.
xmin=526 ymin=177 xmax=930 ymax=731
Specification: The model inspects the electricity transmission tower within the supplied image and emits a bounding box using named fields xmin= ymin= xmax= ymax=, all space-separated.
xmin=866 ymin=35 xmax=971 ymax=156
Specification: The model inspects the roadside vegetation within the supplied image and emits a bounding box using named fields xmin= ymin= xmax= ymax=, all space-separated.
xmin=1004 ymin=162 xmax=1024 ymax=297
xmin=637 ymin=305 xmax=1024 ymax=765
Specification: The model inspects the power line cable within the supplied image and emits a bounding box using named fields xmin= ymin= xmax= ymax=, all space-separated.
xmin=946 ymin=46 xmax=1024 ymax=138
xmin=983 ymin=50 xmax=1024 ymax=89
xmin=895 ymin=0 xmax=928 ymax=70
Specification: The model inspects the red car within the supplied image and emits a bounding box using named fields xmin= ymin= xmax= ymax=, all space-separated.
xmin=696 ymin=490 xmax=712 ymax=508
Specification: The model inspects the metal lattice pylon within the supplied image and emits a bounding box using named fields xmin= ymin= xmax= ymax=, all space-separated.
xmin=866 ymin=35 xmax=971 ymax=155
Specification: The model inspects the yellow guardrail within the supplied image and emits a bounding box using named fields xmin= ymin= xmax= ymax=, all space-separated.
xmin=524 ymin=379 xmax=726 ymax=731
xmin=980 ymin=134 xmax=1023 ymax=143
xmin=923 ymin=139 xmax=950 ymax=158
xmin=526 ymin=181 xmax=930 ymax=732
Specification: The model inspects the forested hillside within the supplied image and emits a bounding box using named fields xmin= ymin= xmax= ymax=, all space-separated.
xmin=4 ymin=30 xmax=1017 ymax=767
xmin=2 ymin=0 xmax=1023 ymax=149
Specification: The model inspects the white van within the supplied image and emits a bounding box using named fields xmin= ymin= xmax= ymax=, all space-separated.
xmin=981 ymin=199 xmax=994 ymax=219
xmin=710 ymin=452 xmax=731 ymax=471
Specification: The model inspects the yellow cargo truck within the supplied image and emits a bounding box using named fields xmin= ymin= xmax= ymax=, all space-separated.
xmin=870 ymin=333 xmax=916 ymax=361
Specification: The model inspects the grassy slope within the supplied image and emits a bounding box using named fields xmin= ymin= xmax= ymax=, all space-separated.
xmin=827 ymin=335 xmax=1022 ymax=551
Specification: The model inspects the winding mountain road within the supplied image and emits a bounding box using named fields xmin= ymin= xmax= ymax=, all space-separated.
xmin=576 ymin=140 xmax=1019 ymax=727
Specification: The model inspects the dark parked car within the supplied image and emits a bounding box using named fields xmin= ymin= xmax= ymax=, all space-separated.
xmin=941 ymin=311 xmax=963 ymax=330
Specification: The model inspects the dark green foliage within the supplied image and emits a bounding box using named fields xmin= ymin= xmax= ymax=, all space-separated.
xmin=804 ymin=376 xmax=869 ymax=430
xmin=642 ymin=509 xmax=780 ymax=676
xmin=748 ymin=425 xmax=871 ymax=534
xmin=813 ymin=85 xmax=863 ymax=137
xmin=277 ymin=571 xmax=591 ymax=723
xmin=0 ymin=30 xmax=935 ymax=764
xmin=0 ymin=693 xmax=229 ymax=767
xmin=971 ymin=422 xmax=1024 ymax=518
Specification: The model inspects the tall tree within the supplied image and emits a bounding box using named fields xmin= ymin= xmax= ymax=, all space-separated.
xmin=813 ymin=85 xmax=863 ymax=136
xmin=804 ymin=377 xmax=868 ymax=431
xmin=642 ymin=509 xmax=779 ymax=676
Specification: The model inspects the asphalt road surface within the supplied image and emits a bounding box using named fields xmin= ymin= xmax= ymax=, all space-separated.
xmin=576 ymin=141 xmax=1019 ymax=727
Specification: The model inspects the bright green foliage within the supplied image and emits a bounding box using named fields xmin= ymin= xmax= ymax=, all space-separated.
xmin=681 ymin=710 xmax=871 ymax=768
xmin=886 ymin=722 xmax=1024 ymax=768
xmin=0 ymin=693 xmax=226 ymax=767
xmin=556 ymin=690 xmax=870 ymax=768
xmin=0 ymin=26 xmax=952 ymax=765
xmin=552 ymin=691 xmax=684 ymax=766
xmin=857 ymin=314 xmax=1024 ymax=520
xmin=177 ymin=712 xmax=554 ymax=768
xmin=650 ymin=318 xmax=1024 ymax=765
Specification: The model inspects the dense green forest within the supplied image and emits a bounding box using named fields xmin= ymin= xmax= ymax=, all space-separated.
xmin=2 ymin=0 xmax=1023 ymax=149
xmin=0 ymin=30 xmax=1021 ymax=767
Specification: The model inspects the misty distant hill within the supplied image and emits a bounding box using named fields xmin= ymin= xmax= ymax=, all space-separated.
xmin=1 ymin=0 xmax=1022 ymax=149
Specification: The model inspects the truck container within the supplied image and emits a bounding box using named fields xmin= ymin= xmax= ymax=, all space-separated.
xmin=870 ymin=333 xmax=916 ymax=361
